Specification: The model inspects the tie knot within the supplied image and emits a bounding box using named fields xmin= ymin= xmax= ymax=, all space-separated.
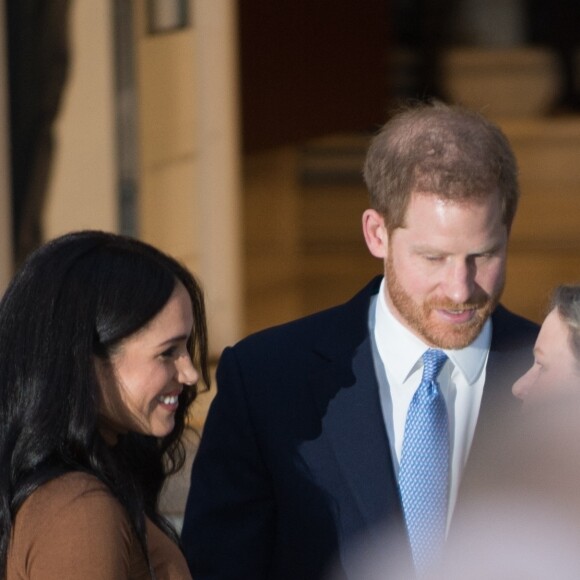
xmin=422 ymin=349 xmax=448 ymax=382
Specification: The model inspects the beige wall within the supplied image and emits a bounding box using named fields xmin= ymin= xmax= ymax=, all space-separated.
xmin=40 ymin=0 xmax=242 ymax=356
xmin=134 ymin=3 xmax=198 ymax=255
xmin=134 ymin=0 xmax=242 ymax=355
xmin=193 ymin=0 xmax=242 ymax=355
xmin=44 ymin=0 xmax=118 ymax=238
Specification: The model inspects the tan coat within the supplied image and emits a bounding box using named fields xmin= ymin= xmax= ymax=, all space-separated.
xmin=7 ymin=472 xmax=191 ymax=579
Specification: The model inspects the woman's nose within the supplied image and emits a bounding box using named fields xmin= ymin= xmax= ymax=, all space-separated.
xmin=512 ymin=368 xmax=534 ymax=400
xmin=176 ymin=354 xmax=199 ymax=385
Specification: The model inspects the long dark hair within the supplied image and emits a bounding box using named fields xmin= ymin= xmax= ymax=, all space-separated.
xmin=0 ymin=230 xmax=210 ymax=576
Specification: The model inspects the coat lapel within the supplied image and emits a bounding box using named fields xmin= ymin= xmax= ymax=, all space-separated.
xmin=464 ymin=305 xmax=535 ymax=472
xmin=453 ymin=306 xmax=537 ymax=524
xmin=307 ymin=277 xmax=406 ymax=534
xmin=310 ymin=335 xmax=403 ymax=529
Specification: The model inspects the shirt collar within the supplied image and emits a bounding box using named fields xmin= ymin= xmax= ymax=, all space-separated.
xmin=375 ymin=278 xmax=491 ymax=385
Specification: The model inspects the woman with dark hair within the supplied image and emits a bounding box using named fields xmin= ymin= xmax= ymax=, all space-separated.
xmin=0 ymin=230 xmax=210 ymax=578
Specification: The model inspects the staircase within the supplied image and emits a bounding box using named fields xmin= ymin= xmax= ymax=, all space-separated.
xmin=244 ymin=46 xmax=580 ymax=331
xmin=161 ymin=46 xmax=580 ymax=528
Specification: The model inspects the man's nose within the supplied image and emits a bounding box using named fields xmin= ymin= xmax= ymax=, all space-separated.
xmin=443 ymin=261 xmax=474 ymax=304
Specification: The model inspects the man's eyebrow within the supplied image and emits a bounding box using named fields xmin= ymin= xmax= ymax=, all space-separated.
xmin=412 ymin=242 xmax=504 ymax=255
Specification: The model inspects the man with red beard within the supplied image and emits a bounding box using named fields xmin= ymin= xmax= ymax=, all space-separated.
xmin=182 ymin=102 xmax=539 ymax=580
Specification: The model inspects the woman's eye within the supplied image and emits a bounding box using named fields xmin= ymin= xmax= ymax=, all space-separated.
xmin=160 ymin=346 xmax=177 ymax=359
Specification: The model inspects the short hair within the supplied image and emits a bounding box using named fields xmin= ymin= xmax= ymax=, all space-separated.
xmin=551 ymin=284 xmax=580 ymax=365
xmin=362 ymin=101 xmax=520 ymax=231
xmin=0 ymin=230 xmax=210 ymax=574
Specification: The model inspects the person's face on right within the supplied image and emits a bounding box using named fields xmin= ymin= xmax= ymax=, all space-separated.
xmin=513 ymin=308 xmax=580 ymax=404
xmin=381 ymin=191 xmax=508 ymax=349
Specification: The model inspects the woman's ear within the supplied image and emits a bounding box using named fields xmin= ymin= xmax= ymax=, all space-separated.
xmin=93 ymin=355 xmax=133 ymax=441
xmin=362 ymin=209 xmax=388 ymax=259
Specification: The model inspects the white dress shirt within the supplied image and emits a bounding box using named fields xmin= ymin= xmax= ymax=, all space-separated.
xmin=370 ymin=278 xmax=491 ymax=527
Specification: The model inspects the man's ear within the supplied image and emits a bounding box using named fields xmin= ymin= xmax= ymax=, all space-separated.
xmin=362 ymin=209 xmax=388 ymax=258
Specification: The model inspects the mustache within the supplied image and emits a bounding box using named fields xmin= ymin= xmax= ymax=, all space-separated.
xmin=426 ymin=298 xmax=490 ymax=311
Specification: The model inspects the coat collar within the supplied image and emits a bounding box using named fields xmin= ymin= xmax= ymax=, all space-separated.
xmin=307 ymin=276 xmax=408 ymax=537
xmin=306 ymin=278 xmax=535 ymax=540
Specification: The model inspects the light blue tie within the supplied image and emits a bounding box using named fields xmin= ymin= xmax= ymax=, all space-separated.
xmin=399 ymin=349 xmax=449 ymax=575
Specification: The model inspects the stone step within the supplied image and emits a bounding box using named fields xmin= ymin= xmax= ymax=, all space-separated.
xmin=244 ymin=47 xmax=580 ymax=332
xmin=293 ymin=114 xmax=580 ymax=324
xmin=393 ymin=46 xmax=570 ymax=117
xmin=298 ymin=118 xmax=580 ymax=248
xmin=443 ymin=47 xmax=561 ymax=117
xmin=500 ymin=117 xmax=580 ymax=247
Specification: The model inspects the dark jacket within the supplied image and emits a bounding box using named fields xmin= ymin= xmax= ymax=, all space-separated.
xmin=182 ymin=277 xmax=538 ymax=579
